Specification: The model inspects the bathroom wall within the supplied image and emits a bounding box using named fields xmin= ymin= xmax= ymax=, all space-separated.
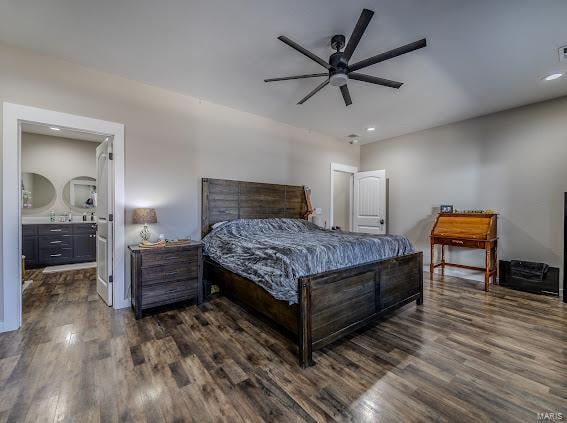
xmin=21 ymin=132 xmax=99 ymax=217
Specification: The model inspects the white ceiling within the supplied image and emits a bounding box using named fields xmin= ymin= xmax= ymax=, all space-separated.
xmin=21 ymin=122 xmax=106 ymax=143
xmin=2 ymin=0 xmax=567 ymax=144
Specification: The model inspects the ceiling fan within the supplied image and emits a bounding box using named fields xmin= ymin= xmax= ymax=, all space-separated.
xmin=264 ymin=9 xmax=427 ymax=106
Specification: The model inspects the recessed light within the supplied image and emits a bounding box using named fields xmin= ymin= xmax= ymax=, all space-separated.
xmin=49 ymin=127 xmax=61 ymax=131
xmin=543 ymin=73 xmax=563 ymax=81
xmin=367 ymin=127 xmax=376 ymax=132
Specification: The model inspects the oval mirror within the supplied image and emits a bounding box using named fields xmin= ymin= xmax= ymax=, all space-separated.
xmin=62 ymin=176 xmax=97 ymax=210
xmin=21 ymin=172 xmax=56 ymax=210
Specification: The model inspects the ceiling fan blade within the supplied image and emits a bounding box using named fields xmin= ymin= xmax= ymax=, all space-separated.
xmin=297 ymin=79 xmax=329 ymax=104
xmin=348 ymin=38 xmax=427 ymax=72
xmin=264 ymin=73 xmax=328 ymax=82
xmin=349 ymin=72 xmax=403 ymax=89
xmin=278 ymin=36 xmax=331 ymax=70
xmin=343 ymin=9 xmax=374 ymax=62
xmin=340 ymin=85 xmax=352 ymax=106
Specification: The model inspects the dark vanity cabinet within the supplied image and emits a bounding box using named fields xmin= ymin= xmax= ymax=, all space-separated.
xmin=22 ymin=225 xmax=39 ymax=269
xmin=22 ymin=223 xmax=96 ymax=268
xmin=73 ymin=224 xmax=97 ymax=260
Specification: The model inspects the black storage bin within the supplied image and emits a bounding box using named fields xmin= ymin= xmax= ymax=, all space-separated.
xmin=499 ymin=260 xmax=559 ymax=296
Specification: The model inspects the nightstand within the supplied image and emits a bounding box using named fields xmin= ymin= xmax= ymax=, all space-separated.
xmin=129 ymin=241 xmax=203 ymax=319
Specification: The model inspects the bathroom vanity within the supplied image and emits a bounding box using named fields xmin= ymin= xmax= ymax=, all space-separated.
xmin=23 ymin=222 xmax=96 ymax=268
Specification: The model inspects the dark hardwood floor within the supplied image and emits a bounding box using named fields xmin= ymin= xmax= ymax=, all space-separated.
xmin=0 ymin=269 xmax=566 ymax=422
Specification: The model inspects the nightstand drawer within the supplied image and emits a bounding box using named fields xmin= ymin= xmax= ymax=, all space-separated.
xmin=141 ymin=249 xmax=198 ymax=268
xmin=142 ymin=278 xmax=198 ymax=307
xmin=141 ymin=263 xmax=198 ymax=284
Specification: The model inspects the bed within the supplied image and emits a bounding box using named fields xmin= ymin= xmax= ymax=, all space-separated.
xmin=202 ymin=178 xmax=423 ymax=367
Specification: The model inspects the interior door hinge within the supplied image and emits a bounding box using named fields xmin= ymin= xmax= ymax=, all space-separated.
xmin=108 ymin=152 xmax=113 ymax=160
xmin=109 ymin=275 xmax=113 ymax=283
xmin=108 ymin=214 xmax=113 ymax=222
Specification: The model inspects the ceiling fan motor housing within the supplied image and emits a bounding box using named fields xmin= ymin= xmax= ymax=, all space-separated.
xmin=329 ymin=52 xmax=349 ymax=86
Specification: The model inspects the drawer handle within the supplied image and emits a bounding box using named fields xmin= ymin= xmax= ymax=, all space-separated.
xmin=165 ymin=256 xmax=179 ymax=260
xmin=50 ymin=253 xmax=62 ymax=257
xmin=50 ymin=240 xmax=62 ymax=244
xmin=164 ymin=271 xmax=178 ymax=276
xmin=452 ymin=240 xmax=464 ymax=244
xmin=50 ymin=229 xmax=63 ymax=232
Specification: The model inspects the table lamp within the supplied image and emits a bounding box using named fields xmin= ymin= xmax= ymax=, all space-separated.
xmin=132 ymin=208 xmax=157 ymax=241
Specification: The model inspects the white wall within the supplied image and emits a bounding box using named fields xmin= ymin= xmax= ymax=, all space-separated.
xmin=21 ymin=133 xmax=98 ymax=216
xmin=361 ymin=96 xmax=567 ymax=280
xmin=0 ymin=43 xmax=359 ymax=325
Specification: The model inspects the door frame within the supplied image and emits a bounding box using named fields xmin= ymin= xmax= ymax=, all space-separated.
xmin=1 ymin=103 xmax=127 ymax=332
xmin=330 ymin=162 xmax=358 ymax=231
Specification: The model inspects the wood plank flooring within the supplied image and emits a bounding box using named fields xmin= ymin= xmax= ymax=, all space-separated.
xmin=0 ymin=269 xmax=566 ymax=422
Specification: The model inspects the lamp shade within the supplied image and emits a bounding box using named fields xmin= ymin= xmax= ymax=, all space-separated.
xmin=132 ymin=208 xmax=157 ymax=224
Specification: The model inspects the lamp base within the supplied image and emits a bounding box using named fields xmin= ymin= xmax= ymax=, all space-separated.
xmin=139 ymin=224 xmax=151 ymax=241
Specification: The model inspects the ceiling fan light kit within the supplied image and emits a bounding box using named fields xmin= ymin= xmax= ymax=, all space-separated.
xmin=265 ymin=8 xmax=427 ymax=107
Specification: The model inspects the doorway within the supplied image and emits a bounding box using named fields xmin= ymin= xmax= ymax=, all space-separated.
xmin=330 ymin=163 xmax=387 ymax=234
xmin=330 ymin=163 xmax=357 ymax=231
xmin=1 ymin=103 xmax=126 ymax=332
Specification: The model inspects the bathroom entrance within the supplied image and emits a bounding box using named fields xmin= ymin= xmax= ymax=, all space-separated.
xmin=20 ymin=123 xmax=111 ymax=304
xmin=1 ymin=103 xmax=126 ymax=332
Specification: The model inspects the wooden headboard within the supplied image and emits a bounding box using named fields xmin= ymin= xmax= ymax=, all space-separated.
xmin=201 ymin=178 xmax=308 ymax=237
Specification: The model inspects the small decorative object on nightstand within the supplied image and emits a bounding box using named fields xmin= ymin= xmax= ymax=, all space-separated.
xmin=132 ymin=208 xmax=157 ymax=241
xmin=129 ymin=241 xmax=203 ymax=319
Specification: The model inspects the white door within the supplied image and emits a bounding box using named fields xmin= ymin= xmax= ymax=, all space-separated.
xmin=353 ymin=170 xmax=386 ymax=234
xmin=96 ymin=139 xmax=113 ymax=306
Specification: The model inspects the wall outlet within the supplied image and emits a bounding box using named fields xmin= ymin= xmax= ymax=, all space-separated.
xmin=314 ymin=207 xmax=323 ymax=215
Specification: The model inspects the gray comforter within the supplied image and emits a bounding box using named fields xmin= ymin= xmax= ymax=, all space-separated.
xmin=203 ymin=218 xmax=414 ymax=304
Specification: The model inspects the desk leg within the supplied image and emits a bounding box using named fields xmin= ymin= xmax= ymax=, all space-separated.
xmin=492 ymin=240 xmax=498 ymax=285
xmin=429 ymin=242 xmax=434 ymax=280
xmin=484 ymin=242 xmax=491 ymax=292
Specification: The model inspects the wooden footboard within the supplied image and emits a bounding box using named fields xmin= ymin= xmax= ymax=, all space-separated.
xmin=205 ymin=251 xmax=423 ymax=368
xmin=298 ymin=251 xmax=423 ymax=367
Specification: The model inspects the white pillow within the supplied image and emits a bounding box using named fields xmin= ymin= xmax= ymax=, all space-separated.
xmin=212 ymin=221 xmax=228 ymax=229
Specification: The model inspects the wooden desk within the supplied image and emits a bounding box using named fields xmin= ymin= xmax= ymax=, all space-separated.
xmin=430 ymin=213 xmax=498 ymax=291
